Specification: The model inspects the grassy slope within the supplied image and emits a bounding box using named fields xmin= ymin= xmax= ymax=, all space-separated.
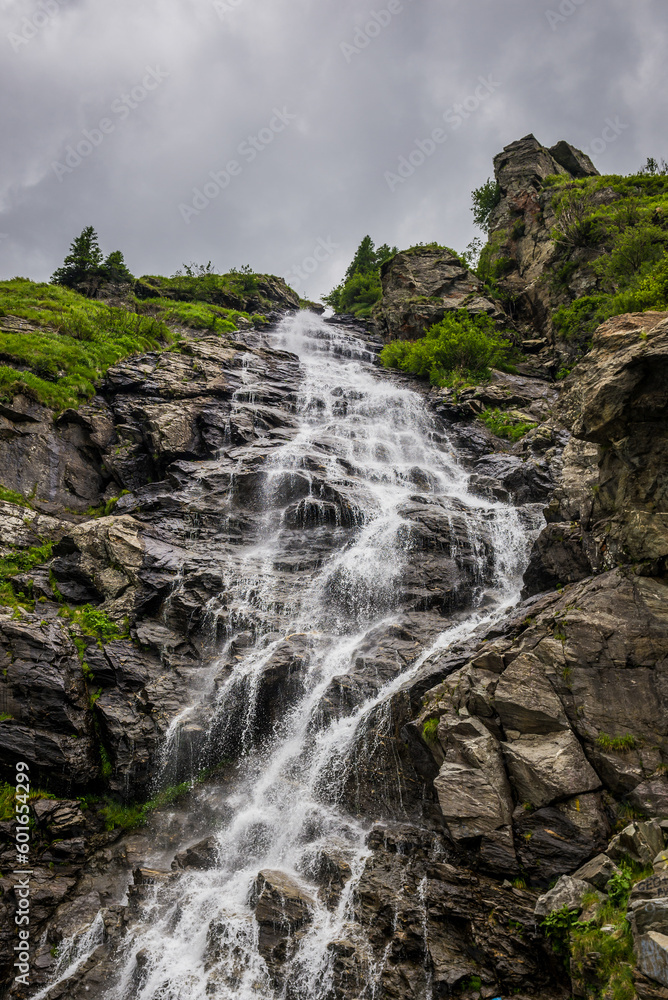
xmin=0 ymin=275 xmax=277 ymax=411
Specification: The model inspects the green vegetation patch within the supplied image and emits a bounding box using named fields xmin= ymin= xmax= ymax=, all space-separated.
xmin=380 ymin=310 xmax=514 ymax=388
xmin=99 ymin=781 xmax=192 ymax=831
xmin=0 ymin=485 xmax=34 ymax=509
xmin=0 ymin=278 xmax=173 ymax=411
xmin=546 ymin=169 xmax=668 ymax=345
xmin=596 ymin=732 xmax=638 ymax=753
xmin=542 ymin=859 xmax=653 ymax=999
xmin=59 ymin=603 xmax=126 ymax=641
xmin=479 ymin=407 xmax=537 ymax=442
xmin=0 ymin=541 xmax=53 ymax=612
xmin=324 ymin=236 xmax=397 ymax=317
xmin=0 ymin=781 xmax=55 ymax=821
xmin=422 ymin=717 xmax=439 ymax=744
xmin=136 ymin=296 xmax=264 ymax=334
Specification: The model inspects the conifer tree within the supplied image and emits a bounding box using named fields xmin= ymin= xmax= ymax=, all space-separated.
xmin=102 ymin=250 xmax=134 ymax=283
xmin=51 ymin=226 xmax=104 ymax=289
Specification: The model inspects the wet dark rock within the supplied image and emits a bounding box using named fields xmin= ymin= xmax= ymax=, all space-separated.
xmin=249 ymin=869 xmax=315 ymax=969
xmin=171 ymin=836 xmax=219 ymax=870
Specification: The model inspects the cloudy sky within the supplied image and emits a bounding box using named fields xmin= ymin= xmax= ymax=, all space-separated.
xmin=1 ymin=0 xmax=666 ymax=299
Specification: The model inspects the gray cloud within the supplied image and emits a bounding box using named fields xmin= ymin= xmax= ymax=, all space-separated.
xmin=1 ymin=0 xmax=666 ymax=299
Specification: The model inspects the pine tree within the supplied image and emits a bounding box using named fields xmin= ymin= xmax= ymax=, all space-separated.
xmin=345 ymin=236 xmax=378 ymax=279
xmin=51 ymin=226 xmax=104 ymax=289
xmin=102 ymin=250 xmax=134 ymax=283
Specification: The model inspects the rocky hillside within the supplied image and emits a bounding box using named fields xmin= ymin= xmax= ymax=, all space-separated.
xmin=1 ymin=140 xmax=668 ymax=1000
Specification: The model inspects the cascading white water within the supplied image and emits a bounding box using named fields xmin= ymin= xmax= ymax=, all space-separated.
xmin=46 ymin=312 xmax=542 ymax=1000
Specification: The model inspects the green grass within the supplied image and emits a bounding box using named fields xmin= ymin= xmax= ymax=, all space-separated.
xmin=135 ymin=270 xmax=289 ymax=311
xmin=0 ymin=541 xmax=53 ymax=612
xmin=479 ymin=407 xmax=536 ymax=441
xmin=58 ymin=603 xmax=126 ymax=641
xmin=136 ymin=296 xmax=266 ymax=334
xmin=0 ymin=279 xmax=173 ymax=411
xmin=543 ymin=859 xmax=653 ymax=996
xmin=0 ymin=485 xmax=34 ymax=509
xmin=545 ymin=172 xmax=668 ymax=345
xmin=99 ymin=781 xmax=192 ymax=831
xmin=0 ymin=781 xmax=55 ymax=821
xmin=596 ymin=732 xmax=638 ymax=752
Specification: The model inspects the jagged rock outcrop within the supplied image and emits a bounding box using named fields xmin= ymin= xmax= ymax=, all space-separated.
xmin=372 ymin=246 xmax=504 ymax=341
xmin=485 ymin=133 xmax=601 ymax=340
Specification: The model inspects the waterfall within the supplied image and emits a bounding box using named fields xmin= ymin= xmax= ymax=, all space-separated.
xmin=43 ymin=312 xmax=542 ymax=1000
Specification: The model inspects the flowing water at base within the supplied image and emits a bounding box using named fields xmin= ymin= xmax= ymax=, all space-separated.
xmin=38 ymin=312 xmax=541 ymax=1000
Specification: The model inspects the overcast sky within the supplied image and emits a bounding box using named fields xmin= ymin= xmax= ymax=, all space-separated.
xmin=1 ymin=0 xmax=666 ymax=299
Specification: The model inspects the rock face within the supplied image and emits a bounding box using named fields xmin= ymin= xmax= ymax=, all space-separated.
xmin=372 ymin=246 xmax=503 ymax=341
xmin=525 ymin=312 xmax=668 ymax=592
xmin=485 ymin=133 xmax=600 ymax=340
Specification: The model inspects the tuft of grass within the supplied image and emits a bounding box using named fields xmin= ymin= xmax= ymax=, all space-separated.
xmin=0 ymin=485 xmax=34 ymax=509
xmin=58 ymin=603 xmax=126 ymax=641
xmin=422 ymin=717 xmax=440 ymax=744
xmin=0 ymin=781 xmax=56 ymax=821
xmin=479 ymin=407 xmax=536 ymax=441
xmin=99 ymin=781 xmax=192 ymax=831
xmin=596 ymin=732 xmax=638 ymax=753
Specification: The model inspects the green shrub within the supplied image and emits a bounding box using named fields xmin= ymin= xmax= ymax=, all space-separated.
xmin=552 ymin=295 xmax=616 ymax=345
xmin=471 ymin=178 xmax=501 ymax=229
xmin=380 ymin=311 xmax=513 ymax=387
xmin=593 ymin=223 xmax=667 ymax=286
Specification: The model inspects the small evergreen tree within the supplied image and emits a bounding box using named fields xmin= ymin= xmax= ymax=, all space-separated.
xmin=51 ymin=226 xmax=104 ymax=289
xmin=102 ymin=250 xmax=134 ymax=284
xmin=345 ymin=235 xmax=378 ymax=279
xmin=325 ymin=237 xmax=398 ymax=316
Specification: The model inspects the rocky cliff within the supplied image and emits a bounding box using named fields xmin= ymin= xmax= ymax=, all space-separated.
xmin=1 ymin=141 xmax=668 ymax=1000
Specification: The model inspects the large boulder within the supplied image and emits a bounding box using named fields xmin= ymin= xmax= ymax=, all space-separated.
xmin=371 ymin=246 xmax=503 ymax=341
